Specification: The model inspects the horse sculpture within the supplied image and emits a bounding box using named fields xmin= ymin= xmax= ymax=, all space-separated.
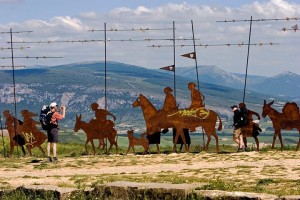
xmin=132 ymin=94 xmax=222 ymax=153
xmin=262 ymin=100 xmax=300 ymax=150
xmin=132 ymin=96 xmax=162 ymax=154
xmin=74 ymin=114 xmax=118 ymax=155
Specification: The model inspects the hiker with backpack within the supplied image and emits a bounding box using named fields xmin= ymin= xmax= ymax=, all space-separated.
xmin=46 ymin=102 xmax=66 ymax=162
xmin=231 ymin=105 xmax=246 ymax=152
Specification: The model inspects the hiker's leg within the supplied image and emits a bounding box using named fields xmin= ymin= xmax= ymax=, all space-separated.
xmin=47 ymin=142 xmax=51 ymax=156
xmin=53 ymin=143 xmax=57 ymax=158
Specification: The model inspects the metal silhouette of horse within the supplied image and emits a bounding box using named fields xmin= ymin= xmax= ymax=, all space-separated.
xmin=262 ymin=100 xmax=300 ymax=150
xmin=74 ymin=114 xmax=118 ymax=155
xmin=132 ymin=95 xmax=162 ymax=153
xmin=132 ymin=94 xmax=222 ymax=153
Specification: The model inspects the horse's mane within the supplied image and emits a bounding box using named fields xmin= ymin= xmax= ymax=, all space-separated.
xmin=140 ymin=94 xmax=157 ymax=112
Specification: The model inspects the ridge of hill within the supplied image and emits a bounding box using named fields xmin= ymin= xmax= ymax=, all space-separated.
xmin=0 ymin=61 xmax=289 ymax=131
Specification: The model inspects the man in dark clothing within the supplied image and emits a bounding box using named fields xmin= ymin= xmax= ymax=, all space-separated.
xmin=231 ymin=105 xmax=245 ymax=151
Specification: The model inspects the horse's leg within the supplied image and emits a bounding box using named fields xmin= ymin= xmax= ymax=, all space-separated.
xmin=156 ymin=144 xmax=160 ymax=154
xmin=278 ymin=131 xmax=284 ymax=151
xmin=106 ymin=138 xmax=114 ymax=155
xmin=205 ymin=134 xmax=211 ymax=152
xmin=272 ymin=130 xmax=278 ymax=149
xmin=254 ymin=136 xmax=259 ymax=151
xmin=173 ymin=132 xmax=179 ymax=153
xmin=90 ymin=139 xmax=96 ymax=155
xmin=178 ymin=129 xmax=188 ymax=153
xmin=211 ymin=131 xmax=219 ymax=154
xmin=114 ymin=137 xmax=118 ymax=155
xmin=84 ymin=139 xmax=89 ymax=155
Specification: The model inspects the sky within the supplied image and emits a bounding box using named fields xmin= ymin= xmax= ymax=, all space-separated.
xmin=0 ymin=0 xmax=299 ymax=77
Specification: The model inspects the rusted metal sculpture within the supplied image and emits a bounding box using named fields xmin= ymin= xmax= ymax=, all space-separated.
xmin=262 ymin=100 xmax=300 ymax=150
xmin=74 ymin=114 xmax=118 ymax=155
xmin=126 ymin=130 xmax=149 ymax=155
xmin=239 ymin=102 xmax=262 ymax=151
xmin=3 ymin=110 xmax=24 ymax=156
xmin=132 ymin=97 xmax=161 ymax=154
xmin=132 ymin=93 xmax=222 ymax=153
xmin=18 ymin=109 xmax=46 ymax=155
xmin=3 ymin=110 xmax=46 ymax=156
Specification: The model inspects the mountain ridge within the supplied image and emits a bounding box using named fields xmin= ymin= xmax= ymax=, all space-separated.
xmin=0 ymin=61 xmax=294 ymax=130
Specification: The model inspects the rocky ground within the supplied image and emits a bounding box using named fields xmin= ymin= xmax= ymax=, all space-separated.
xmin=0 ymin=149 xmax=299 ymax=196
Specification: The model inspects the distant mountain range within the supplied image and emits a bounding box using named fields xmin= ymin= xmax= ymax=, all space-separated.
xmin=175 ymin=65 xmax=300 ymax=99
xmin=0 ymin=61 xmax=296 ymax=131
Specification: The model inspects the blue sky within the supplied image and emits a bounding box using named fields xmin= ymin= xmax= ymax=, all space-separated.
xmin=0 ymin=0 xmax=300 ymax=77
xmin=0 ymin=0 xmax=257 ymax=23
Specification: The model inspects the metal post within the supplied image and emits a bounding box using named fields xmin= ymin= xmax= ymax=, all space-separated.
xmin=10 ymin=28 xmax=19 ymax=156
xmin=172 ymin=21 xmax=176 ymax=99
xmin=191 ymin=20 xmax=205 ymax=148
xmin=243 ymin=16 xmax=253 ymax=103
xmin=104 ymin=22 xmax=108 ymax=154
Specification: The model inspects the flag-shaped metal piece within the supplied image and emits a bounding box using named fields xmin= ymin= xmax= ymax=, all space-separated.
xmin=181 ymin=52 xmax=196 ymax=59
xmin=160 ymin=65 xmax=175 ymax=71
xmin=292 ymin=24 xmax=298 ymax=32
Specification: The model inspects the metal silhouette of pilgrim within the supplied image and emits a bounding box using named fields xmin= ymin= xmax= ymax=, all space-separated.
xmin=73 ymin=102 xmax=118 ymax=155
xmin=133 ymin=83 xmax=222 ymax=153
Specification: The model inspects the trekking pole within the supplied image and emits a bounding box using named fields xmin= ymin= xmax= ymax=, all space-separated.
xmin=0 ymin=115 xmax=6 ymax=158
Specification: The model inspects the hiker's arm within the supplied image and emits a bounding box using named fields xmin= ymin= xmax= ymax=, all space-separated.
xmin=60 ymin=106 xmax=66 ymax=119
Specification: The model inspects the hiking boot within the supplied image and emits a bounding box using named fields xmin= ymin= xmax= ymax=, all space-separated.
xmin=53 ymin=157 xmax=58 ymax=162
xmin=47 ymin=156 xmax=52 ymax=162
xmin=237 ymin=148 xmax=245 ymax=152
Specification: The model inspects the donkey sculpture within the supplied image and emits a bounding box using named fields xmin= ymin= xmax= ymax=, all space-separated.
xmin=262 ymin=100 xmax=300 ymax=150
xmin=132 ymin=94 xmax=222 ymax=153
xmin=74 ymin=114 xmax=118 ymax=155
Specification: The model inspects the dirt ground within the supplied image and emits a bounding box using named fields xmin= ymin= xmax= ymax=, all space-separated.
xmin=0 ymin=149 xmax=299 ymax=195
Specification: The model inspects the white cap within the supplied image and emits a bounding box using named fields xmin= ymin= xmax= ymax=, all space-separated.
xmin=49 ymin=102 xmax=58 ymax=108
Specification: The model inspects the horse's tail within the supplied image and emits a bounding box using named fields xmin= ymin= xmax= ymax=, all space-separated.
xmin=217 ymin=114 xmax=222 ymax=131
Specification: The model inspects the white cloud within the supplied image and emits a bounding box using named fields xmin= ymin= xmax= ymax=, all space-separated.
xmin=0 ymin=1 xmax=299 ymax=76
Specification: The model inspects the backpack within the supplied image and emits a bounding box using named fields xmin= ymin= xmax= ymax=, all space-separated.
xmin=39 ymin=105 xmax=53 ymax=130
xmin=239 ymin=108 xmax=249 ymax=126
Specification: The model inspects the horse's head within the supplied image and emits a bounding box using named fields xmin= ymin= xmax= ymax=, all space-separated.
xmin=74 ymin=114 xmax=82 ymax=132
xmin=262 ymin=100 xmax=274 ymax=118
xmin=132 ymin=94 xmax=142 ymax=108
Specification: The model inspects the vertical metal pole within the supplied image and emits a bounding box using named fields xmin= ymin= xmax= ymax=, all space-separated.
xmin=191 ymin=20 xmax=205 ymax=148
xmin=10 ymin=28 xmax=19 ymax=156
xmin=104 ymin=23 xmax=107 ymax=110
xmin=191 ymin=20 xmax=200 ymax=91
xmin=243 ymin=16 xmax=252 ymax=103
xmin=172 ymin=21 xmax=176 ymax=99
xmin=104 ymin=23 xmax=108 ymax=154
